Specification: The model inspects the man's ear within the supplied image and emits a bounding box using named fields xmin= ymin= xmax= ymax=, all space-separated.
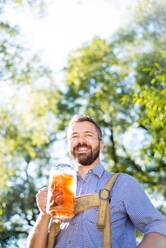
xmin=100 ymin=140 xmax=104 ymax=152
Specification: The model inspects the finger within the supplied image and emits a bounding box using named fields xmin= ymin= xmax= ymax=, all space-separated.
xmin=36 ymin=187 xmax=48 ymax=197
xmin=36 ymin=195 xmax=47 ymax=207
xmin=36 ymin=190 xmax=48 ymax=196
xmin=39 ymin=187 xmax=48 ymax=192
xmin=36 ymin=197 xmax=47 ymax=206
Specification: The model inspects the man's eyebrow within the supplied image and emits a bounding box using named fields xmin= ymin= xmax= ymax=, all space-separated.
xmin=71 ymin=131 xmax=95 ymax=135
xmin=84 ymin=131 xmax=94 ymax=134
xmin=71 ymin=132 xmax=78 ymax=135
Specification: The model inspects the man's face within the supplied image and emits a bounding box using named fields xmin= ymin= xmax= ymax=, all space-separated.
xmin=68 ymin=121 xmax=103 ymax=166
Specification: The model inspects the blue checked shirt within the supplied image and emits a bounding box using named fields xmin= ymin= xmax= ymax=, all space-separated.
xmin=54 ymin=163 xmax=166 ymax=248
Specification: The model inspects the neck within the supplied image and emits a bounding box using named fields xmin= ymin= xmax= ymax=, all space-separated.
xmin=77 ymin=159 xmax=100 ymax=178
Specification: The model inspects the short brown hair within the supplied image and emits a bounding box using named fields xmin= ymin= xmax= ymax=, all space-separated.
xmin=68 ymin=115 xmax=102 ymax=140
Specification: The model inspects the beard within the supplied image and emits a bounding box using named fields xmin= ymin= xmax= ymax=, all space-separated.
xmin=71 ymin=143 xmax=100 ymax=166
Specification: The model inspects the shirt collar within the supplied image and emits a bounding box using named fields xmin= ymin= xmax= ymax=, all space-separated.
xmin=89 ymin=163 xmax=105 ymax=178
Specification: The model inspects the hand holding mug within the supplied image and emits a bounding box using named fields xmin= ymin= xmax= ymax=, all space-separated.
xmin=36 ymin=187 xmax=49 ymax=214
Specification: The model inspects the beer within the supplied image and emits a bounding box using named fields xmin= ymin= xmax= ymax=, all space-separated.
xmin=46 ymin=164 xmax=76 ymax=220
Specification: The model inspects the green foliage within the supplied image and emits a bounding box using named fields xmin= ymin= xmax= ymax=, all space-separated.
xmin=129 ymin=0 xmax=166 ymax=196
xmin=1 ymin=0 xmax=166 ymax=245
xmin=0 ymin=71 xmax=61 ymax=245
xmin=0 ymin=0 xmax=60 ymax=246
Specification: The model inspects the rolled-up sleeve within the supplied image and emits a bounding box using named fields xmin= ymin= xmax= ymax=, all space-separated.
xmin=122 ymin=175 xmax=166 ymax=236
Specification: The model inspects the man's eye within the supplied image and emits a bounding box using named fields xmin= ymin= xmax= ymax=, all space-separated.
xmin=71 ymin=136 xmax=77 ymax=139
xmin=86 ymin=134 xmax=92 ymax=137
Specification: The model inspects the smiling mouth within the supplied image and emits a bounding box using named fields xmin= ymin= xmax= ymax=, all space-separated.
xmin=77 ymin=147 xmax=89 ymax=153
xmin=74 ymin=145 xmax=90 ymax=153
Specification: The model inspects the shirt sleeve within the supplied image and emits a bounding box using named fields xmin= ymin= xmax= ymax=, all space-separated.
xmin=120 ymin=174 xmax=166 ymax=235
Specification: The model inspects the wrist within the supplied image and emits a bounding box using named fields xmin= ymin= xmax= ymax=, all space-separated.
xmin=39 ymin=211 xmax=51 ymax=220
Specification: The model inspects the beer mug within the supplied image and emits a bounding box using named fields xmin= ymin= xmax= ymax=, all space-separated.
xmin=46 ymin=163 xmax=76 ymax=220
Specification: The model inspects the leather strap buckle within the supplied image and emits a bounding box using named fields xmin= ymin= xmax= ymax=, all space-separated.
xmin=99 ymin=188 xmax=110 ymax=200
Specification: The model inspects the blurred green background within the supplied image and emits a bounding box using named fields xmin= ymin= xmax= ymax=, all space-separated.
xmin=0 ymin=0 xmax=166 ymax=247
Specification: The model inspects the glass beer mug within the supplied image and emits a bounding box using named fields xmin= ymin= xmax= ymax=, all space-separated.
xmin=46 ymin=163 xmax=76 ymax=220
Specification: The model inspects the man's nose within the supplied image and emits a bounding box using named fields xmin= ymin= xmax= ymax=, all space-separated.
xmin=77 ymin=135 xmax=86 ymax=143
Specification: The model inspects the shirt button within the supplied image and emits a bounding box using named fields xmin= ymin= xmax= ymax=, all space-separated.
xmin=69 ymin=240 xmax=72 ymax=244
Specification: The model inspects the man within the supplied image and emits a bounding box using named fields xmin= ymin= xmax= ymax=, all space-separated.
xmin=27 ymin=115 xmax=166 ymax=248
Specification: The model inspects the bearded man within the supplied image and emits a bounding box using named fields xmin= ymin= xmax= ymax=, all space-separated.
xmin=27 ymin=115 xmax=166 ymax=248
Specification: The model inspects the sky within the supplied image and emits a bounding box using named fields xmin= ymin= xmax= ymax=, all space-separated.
xmin=5 ymin=0 xmax=137 ymax=72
